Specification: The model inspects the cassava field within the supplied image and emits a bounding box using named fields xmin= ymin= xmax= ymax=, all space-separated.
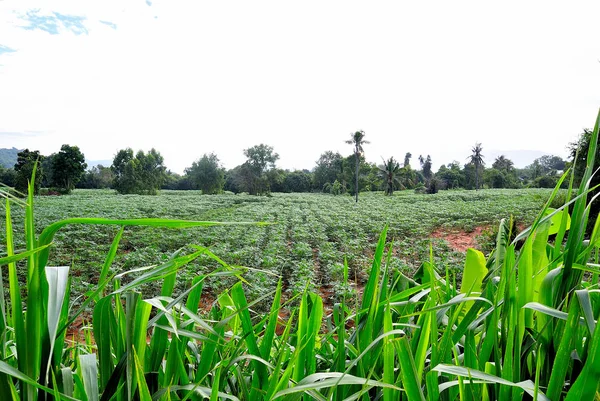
xmin=2 ymin=126 xmax=600 ymax=401
xmin=2 ymin=189 xmax=551 ymax=305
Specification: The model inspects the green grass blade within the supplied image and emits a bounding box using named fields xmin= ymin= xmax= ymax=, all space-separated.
xmin=433 ymin=365 xmax=550 ymax=401
xmin=132 ymin=349 xmax=152 ymax=401
xmin=546 ymin=297 xmax=581 ymax=401
xmin=0 ymin=243 xmax=52 ymax=267
xmin=0 ymin=359 xmax=79 ymax=401
xmin=4 ymin=199 xmax=28 ymax=396
xmin=260 ymin=279 xmax=282 ymax=360
xmin=79 ymin=354 xmax=100 ymax=401
xmin=93 ymin=296 xmax=116 ymax=393
xmin=575 ymin=289 xmax=596 ymax=335
xmin=273 ymin=372 xmax=401 ymax=400
xmin=97 ymin=227 xmax=124 ymax=299
xmin=396 ymin=336 xmax=426 ymax=401
xmin=230 ymin=282 xmax=268 ymax=390
xmin=564 ymin=301 xmax=600 ymax=400
xmin=382 ymin=301 xmax=397 ymax=401
xmin=45 ymin=265 xmax=70 ymax=382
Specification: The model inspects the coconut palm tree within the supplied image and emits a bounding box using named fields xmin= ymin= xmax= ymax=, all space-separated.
xmin=469 ymin=142 xmax=485 ymax=190
xmin=378 ymin=156 xmax=401 ymax=195
xmin=345 ymin=130 xmax=369 ymax=202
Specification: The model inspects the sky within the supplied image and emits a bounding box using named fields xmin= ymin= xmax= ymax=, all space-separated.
xmin=1 ymin=1 xmax=599 ymax=174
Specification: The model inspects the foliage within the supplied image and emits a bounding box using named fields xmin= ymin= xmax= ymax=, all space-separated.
xmin=14 ymin=149 xmax=43 ymax=195
xmin=185 ymin=153 xmax=225 ymax=194
xmin=1 ymin=108 xmax=600 ymax=400
xmin=241 ymin=144 xmax=279 ymax=195
xmin=378 ymin=157 xmax=401 ymax=195
xmin=111 ymin=148 xmax=166 ymax=195
xmin=50 ymin=144 xmax=87 ymax=193
xmin=469 ymin=142 xmax=485 ymax=190
xmin=346 ymin=130 xmax=369 ymax=202
xmin=283 ymin=170 xmax=312 ymax=193
xmin=78 ymin=165 xmax=114 ymax=189
xmin=492 ymin=155 xmax=514 ymax=173
xmin=418 ymin=154 xmax=433 ymax=180
xmin=436 ymin=162 xmax=464 ymax=189
xmin=536 ymin=154 xmax=567 ymax=173
xmin=313 ymin=151 xmax=343 ymax=191
xmin=0 ymin=165 xmax=16 ymax=187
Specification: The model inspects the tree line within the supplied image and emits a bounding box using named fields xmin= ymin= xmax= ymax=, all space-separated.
xmin=0 ymin=131 xmax=576 ymax=197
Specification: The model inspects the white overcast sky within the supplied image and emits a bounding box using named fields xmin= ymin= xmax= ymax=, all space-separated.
xmin=1 ymin=1 xmax=599 ymax=173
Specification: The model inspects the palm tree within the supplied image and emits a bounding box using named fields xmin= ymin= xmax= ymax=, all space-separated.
xmin=469 ymin=143 xmax=485 ymax=190
xmin=346 ymin=130 xmax=369 ymax=202
xmin=378 ymin=157 xmax=401 ymax=195
xmin=492 ymin=155 xmax=514 ymax=174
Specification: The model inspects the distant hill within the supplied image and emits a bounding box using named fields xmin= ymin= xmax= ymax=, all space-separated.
xmin=0 ymin=147 xmax=21 ymax=168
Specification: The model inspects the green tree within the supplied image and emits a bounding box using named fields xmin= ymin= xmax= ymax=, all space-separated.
xmin=489 ymin=155 xmax=519 ymax=188
xmin=224 ymin=165 xmax=244 ymax=194
xmin=111 ymin=148 xmax=166 ymax=194
xmin=378 ymin=157 xmax=401 ymax=195
xmin=313 ymin=151 xmax=343 ymax=191
xmin=283 ymin=170 xmax=312 ymax=193
xmin=242 ymin=144 xmax=279 ymax=195
xmin=418 ymin=155 xmax=433 ymax=181
xmin=0 ymin=165 xmax=16 ymax=187
xmin=345 ymin=130 xmax=369 ymax=203
xmin=436 ymin=162 xmax=464 ymax=189
xmin=403 ymin=152 xmax=412 ymax=168
xmin=185 ymin=153 xmax=225 ymax=194
xmin=492 ymin=155 xmax=514 ymax=174
xmin=14 ymin=149 xmax=43 ymax=195
xmin=51 ymin=144 xmax=87 ymax=193
xmin=78 ymin=165 xmax=114 ymax=189
xmin=469 ymin=143 xmax=485 ymax=190
xmin=537 ymin=154 xmax=566 ymax=173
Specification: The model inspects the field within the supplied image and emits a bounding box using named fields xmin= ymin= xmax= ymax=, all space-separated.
xmin=4 ymin=178 xmax=600 ymax=401
xmin=2 ymin=188 xmax=552 ymax=305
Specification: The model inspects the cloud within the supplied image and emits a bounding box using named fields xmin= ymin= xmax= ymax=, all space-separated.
xmin=17 ymin=9 xmax=88 ymax=35
xmin=99 ymin=20 xmax=117 ymax=30
xmin=0 ymin=45 xmax=17 ymax=55
xmin=0 ymin=130 xmax=48 ymax=138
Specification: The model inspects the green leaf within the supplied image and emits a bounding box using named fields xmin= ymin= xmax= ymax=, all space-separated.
xmin=273 ymin=372 xmax=401 ymax=400
xmin=79 ymin=354 xmax=99 ymax=401
xmin=433 ymin=364 xmax=550 ymax=401
xmin=45 ymin=266 xmax=70 ymax=382
xmin=460 ymin=248 xmax=488 ymax=295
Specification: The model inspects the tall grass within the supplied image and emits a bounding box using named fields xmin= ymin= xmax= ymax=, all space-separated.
xmin=1 ymin=110 xmax=600 ymax=400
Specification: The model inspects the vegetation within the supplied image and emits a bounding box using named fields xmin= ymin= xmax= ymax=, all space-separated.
xmin=185 ymin=153 xmax=225 ymax=194
xmin=225 ymin=144 xmax=281 ymax=196
xmin=378 ymin=157 xmax=401 ymax=195
xmin=1 ymin=110 xmax=600 ymax=401
xmin=469 ymin=143 xmax=485 ymax=191
xmin=1 ymin=140 xmax=571 ymax=197
xmin=49 ymin=145 xmax=87 ymax=193
xmin=14 ymin=149 xmax=43 ymax=195
xmin=346 ymin=131 xmax=369 ymax=202
xmin=111 ymin=148 xmax=166 ymax=195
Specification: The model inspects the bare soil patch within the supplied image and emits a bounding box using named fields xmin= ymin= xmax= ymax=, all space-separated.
xmin=430 ymin=226 xmax=488 ymax=252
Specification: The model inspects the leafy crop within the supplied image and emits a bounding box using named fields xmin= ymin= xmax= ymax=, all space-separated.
xmin=1 ymin=188 xmax=549 ymax=305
